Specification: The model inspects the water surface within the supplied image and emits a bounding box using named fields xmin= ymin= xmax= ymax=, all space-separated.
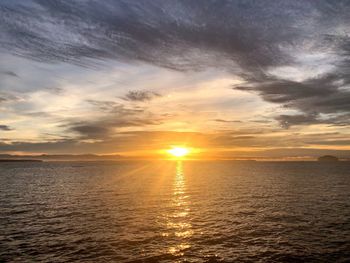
xmin=1 ymin=161 xmax=349 ymax=262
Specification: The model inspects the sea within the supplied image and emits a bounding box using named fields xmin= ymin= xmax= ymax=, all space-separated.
xmin=0 ymin=161 xmax=349 ymax=262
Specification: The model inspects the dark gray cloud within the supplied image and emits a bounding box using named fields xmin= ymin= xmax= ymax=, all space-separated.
xmin=275 ymin=114 xmax=319 ymax=129
xmin=68 ymin=118 xmax=161 ymax=139
xmin=0 ymin=125 xmax=12 ymax=131
xmin=213 ymin=119 xmax=242 ymax=123
xmin=65 ymin=100 xmax=162 ymax=139
xmin=1 ymin=71 xmax=18 ymax=77
xmin=122 ymin=90 xmax=161 ymax=102
xmin=0 ymin=92 xmax=22 ymax=103
xmin=69 ymin=124 xmax=110 ymax=138
xmin=235 ymin=75 xmax=338 ymax=104
xmin=0 ymin=0 xmax=302 ymax=69
xmin=0 ymin=0 xmax=333 ymax=73
xmin=236 ymin=72 xmax=350 ymax=127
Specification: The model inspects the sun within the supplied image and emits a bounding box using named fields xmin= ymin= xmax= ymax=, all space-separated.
xmin=167 ymin=147 xmax=190 ymax=158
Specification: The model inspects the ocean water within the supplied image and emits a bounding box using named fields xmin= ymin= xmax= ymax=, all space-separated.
xmin=0 ymin=161 xmax=349 ymax=263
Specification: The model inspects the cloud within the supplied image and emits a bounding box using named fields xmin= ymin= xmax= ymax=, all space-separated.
xmin=122 ymin=90 xmax=161 ymax=102
xmin=0 ymin=92 xmax=22 ymax=103
xmin=45 ymin=86 xmax=64 ymax=95
xmin=307 ymin=139 xmax=350 ymax=146
xmin=275 ymin=114 xmax=319 ymax=129
xmin=213 ymin=119 xmax=242 ymax=123
xmin=69 ymin=124 xmax=110 ymax=139
xmin=1 ymin=0 xmax=349 ymax=129
xmin=235 ymin=74 xmax=337 ymax=104
xmin=64 ymin=100 xmax=163 ymax=139
xmin=0 ymin=0 xmax=317 ymax=70
xmin=86 ymin=99 xmax=142 ymax=113
xmin=1 ymin=71 xmax=18 ymax=77
xmin=235 ymin=72 xmax=350 ymax=127
xmin=68 ymin=118 xmax=161 ymax=139
xmin=0 ymin=125 xmax=13 ymax=131
xmin=0 ymin=139 xmax=78 ymax=153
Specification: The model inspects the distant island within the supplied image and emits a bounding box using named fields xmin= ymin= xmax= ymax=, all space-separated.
xmin=0 ymin=159 xmax=42 ymax=162
xmin=0 ymin=154 xmax=123 ymax=162
xmin=318 ymin=155 xmax=339 ymax=162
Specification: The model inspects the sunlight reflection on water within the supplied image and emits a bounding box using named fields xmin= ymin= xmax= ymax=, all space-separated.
xmin=165 ymin=161 xmax=193 ymax=256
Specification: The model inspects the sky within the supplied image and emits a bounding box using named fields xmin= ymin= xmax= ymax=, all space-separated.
xmin=0 ymin=0 xmax=350 ymax=159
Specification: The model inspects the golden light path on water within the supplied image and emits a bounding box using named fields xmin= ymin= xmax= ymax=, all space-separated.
xmin=163 ymin=161 xmax=193 ymax=256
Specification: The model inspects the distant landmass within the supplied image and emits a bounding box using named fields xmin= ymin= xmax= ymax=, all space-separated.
xmin=0 ymin=154 xmax=123 ymax=161
xmin=0 ymin=159 xmax=42 ymax=162
xmin=318 ymin=155 xmax=339 ymax=162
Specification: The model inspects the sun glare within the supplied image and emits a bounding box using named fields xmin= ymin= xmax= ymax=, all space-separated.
xmin=167 ymin=147 xmax=190 ymax=158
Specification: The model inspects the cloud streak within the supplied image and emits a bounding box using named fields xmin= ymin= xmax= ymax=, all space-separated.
xmin=122 ymin=90 xmax=161 ymax=102
xmin=0 ymin=125 xmax=12 ymax=131
xmin=63 ymin=100 xmax=163 ymax=139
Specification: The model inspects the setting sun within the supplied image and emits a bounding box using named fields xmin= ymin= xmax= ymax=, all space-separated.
xmin=166 ymin=147 xmax=190 ymax=158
